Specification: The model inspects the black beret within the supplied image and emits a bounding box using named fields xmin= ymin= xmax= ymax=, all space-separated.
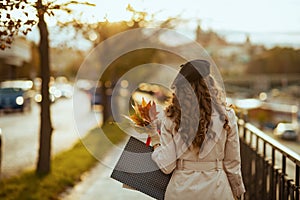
xmin=172 ymin=59 xmax=210 ymax=86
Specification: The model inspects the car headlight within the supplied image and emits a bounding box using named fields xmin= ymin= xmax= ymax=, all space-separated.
xmin=34 ymin=94 xmax=42 ymax=103
xmin=16 ymin=96 xmax=24 ymax=105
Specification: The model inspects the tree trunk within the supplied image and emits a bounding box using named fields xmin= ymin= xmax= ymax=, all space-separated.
xmin=36 ymin=1 xmax=53 ymax=174
xmin=102 ymin=85 xmax=112 ymax=122
xmin=95 ymin=35 xmax=112 ymax=123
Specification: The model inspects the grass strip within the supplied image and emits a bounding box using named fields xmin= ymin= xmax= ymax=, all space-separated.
xmin=0 ymin=122 xmax=127 ymax=200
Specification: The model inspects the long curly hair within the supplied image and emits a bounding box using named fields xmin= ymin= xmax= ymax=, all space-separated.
xmin=165 ymin=75 xmax=231 ymax=149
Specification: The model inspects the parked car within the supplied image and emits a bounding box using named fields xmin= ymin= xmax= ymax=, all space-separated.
xmin=52 ymin=83 xmax=73 ymax=99
xmin=34 ymin=92 xmax=56 ymax=103
xmin=273 ymin=122 xmax=299 ymax=140
xmin=0 ymin=87 xmax=31 ymax=112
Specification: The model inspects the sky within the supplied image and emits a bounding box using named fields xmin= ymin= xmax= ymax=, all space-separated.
xmin=81 ymin=0 xmax=300 ymax=33
xmin=27 ymin=0 xmax=300 ymax=48
xmin=72 ymin=0 xmax=300 ymax=48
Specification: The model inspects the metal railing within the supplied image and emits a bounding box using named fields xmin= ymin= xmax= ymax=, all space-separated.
xmin=0 ymin=128 xmax=2 ymax=177
xmin=238 ymin=119 xmax=300 ymax=200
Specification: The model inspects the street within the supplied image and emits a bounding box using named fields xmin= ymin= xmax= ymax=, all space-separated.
xmin=0 ymin=85 xmax=299 ymax=193
xmin=60 ymin=138 xmax=154 ymax=200
xmin=0 ymin=88 xmax=99 ymax=178
xmin=264 ymin=130 xmax=300 ymax=155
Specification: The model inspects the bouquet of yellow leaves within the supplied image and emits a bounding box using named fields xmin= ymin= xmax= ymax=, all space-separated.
xmin=125 ymin=97 xmax=159 ymax=129
xmin=124 ymin=97 xmax=159 ymax=145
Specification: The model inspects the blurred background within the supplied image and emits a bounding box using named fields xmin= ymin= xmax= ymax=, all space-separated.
xmin=0 ymin=0 xmax=299 ymax=183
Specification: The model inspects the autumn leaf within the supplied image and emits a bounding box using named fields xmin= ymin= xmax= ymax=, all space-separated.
xmin=124 ymin=97 xmax=159 ymax=131
xmin=141 ymin=97 xmax=147 ymax=107
xmin=130 ymin=114 xmax=148 ymax=126
xmin=137 ymin=98 xmax=152 ymax=123
xmin=0 ymin=43 xmax=6 ymax=50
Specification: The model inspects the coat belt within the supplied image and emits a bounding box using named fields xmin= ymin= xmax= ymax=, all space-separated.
xmin=176 ymin=159 xmax=223 ymax=171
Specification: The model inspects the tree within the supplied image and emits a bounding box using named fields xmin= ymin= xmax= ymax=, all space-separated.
xmin=74 ymin=5 xmax=179 ymax=122
xmin=1 ymin=1 xmax=181 ymax=173
xmin=0 ymin=0 xmax=94 ymax=174
xmin=35 ymin=0 xmax=52 ymax=174
xmin=247 ymin=47 xmax=300 ymax=74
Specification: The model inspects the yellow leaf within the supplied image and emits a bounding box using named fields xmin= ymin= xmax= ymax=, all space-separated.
xmin=141 ymin=97 xmax=147 ymax=107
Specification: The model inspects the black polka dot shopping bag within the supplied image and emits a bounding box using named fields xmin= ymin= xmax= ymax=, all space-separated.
xmin=111 ymin=136 xmax=172 ymax=200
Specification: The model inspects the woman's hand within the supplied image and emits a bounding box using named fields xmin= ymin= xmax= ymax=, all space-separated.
xmin=152 ymin=143 xmax=161 ymax=149
xmin=146 ymin=120 xmax=161 ymax=147
xmin=234 ymin=195 xmax=242 ymax=200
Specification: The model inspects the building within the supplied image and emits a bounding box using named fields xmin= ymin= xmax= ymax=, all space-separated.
xmin=0 ymin=37 xmax=32 ymax=81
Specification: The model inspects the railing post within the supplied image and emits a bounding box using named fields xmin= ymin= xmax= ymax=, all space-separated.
xmin=238 ymin=119 xmax=300 ymax=200
xmin=262 ymin=142 xmax=267 ymax=199
xmin=296 ymin=165 xmax=299 ymax=200
xmin=271 ymin=148 xmax=276 ymax=199
xmin=280 ymin=156 xmax=287 ymax=200
xmin=0 ymin=128 xmax=2 ymax=178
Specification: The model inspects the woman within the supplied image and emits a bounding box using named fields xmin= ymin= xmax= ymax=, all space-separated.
xmin=150 ymin=59 xmax=246 ymax=199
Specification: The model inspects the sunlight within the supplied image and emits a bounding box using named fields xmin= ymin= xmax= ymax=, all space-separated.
xmin=81 ymin=0 xmax=300 ymax=32
xmin=235 ymin=99 xmax=262 ymax=110
xmin=8 ymin=0 xmax=300 ymax=49
xmin=76 ymin=0 xmax=132 ymax=22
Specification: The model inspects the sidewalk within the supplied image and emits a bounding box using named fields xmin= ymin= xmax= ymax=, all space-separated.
xmin=59 ymin=138 xmax=154 ymax=200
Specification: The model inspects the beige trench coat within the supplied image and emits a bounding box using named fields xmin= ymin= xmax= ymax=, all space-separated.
xmin=152 ymin=108 xmax=246 ymax=200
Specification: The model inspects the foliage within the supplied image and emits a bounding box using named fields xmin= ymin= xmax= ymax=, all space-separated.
xmin=0 ymin=0 xmax=95 ymax=50
xmin=0 ymin=122 xmax=127 ymax=200
xmin=125 ymin=97 xmax=159 ymax=127
xmin=75 ymin=6 xmax=180 ymax=82
xmin=0 ymin=1 xmax=179 ymax=174
xmin=0 ymin=0 xmax=36 ymax=49
xmin=247 ymin=47 xmax=300 ymax=74
xmin=1 ymin=0 xmax=96 ymax=175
